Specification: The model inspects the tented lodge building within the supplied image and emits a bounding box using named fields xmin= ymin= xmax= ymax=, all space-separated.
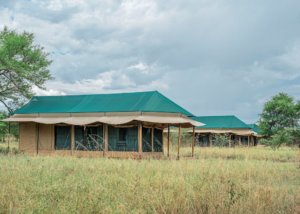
xmin=192 ymin=115 xmax=260 ymax=147
xmin=4 ymin=91 xmax=202 ymax=158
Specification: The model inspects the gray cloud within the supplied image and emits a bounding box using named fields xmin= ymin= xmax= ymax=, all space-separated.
xmin=1 ymin=0 xmax=300 ymax=122
xmin=9 ymin=0 xmax=79 ymax=23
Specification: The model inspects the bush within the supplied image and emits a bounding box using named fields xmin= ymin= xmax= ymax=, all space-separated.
xmin=212 ymin=134 xmax=230 ymax=147
xmin=262 ymin=129 xmax=293 ymax=150
xmin=290 ymin=128 xmax=300 ymax=147
xmin=0 ymin=147 xmax=20 ymax=155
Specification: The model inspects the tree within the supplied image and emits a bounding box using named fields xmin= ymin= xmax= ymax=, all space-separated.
xmin=0 ymin=111 xmax=19 ymax=143
xmin=259 ymin=93 xmax=299 ymax=137
xmin=296 ymin=101 xmax=300 ymax=123
xmin=0 ymin=27 xmax=52 ymax=113
xmin=0 ymin=112 xmax=6 ymax=142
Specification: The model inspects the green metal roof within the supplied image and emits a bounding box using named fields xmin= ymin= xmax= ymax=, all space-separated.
xmin=14 ymin=91 xmax=194 ymax=116
xmin=247 ymin=124 xmax=261 ymax=134
xmin=192 ymin=115 xmax=250 ymax=129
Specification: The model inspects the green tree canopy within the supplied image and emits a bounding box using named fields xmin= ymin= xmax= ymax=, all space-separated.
xmin=0 ymin=27 xmax=52 ymax=113
xmin=259 ymin=93 xmax=299 ymax=137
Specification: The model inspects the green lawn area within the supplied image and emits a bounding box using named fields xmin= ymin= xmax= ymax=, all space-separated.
xmin=0 ymin=145 xmax=299 ymax=213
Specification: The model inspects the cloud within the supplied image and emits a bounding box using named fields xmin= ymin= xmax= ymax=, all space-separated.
xmin=1 ymin=0 xmax=300 ymax=122
xmin=33 ymin=63 xmax=168 ymax=95
xmin=32 ymin=86 xmax=66 ymax=96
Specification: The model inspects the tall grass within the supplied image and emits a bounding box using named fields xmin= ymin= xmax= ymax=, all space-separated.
xmin=0 ymin=141 xmax=19 ymax=154
xmin=0 ymin=147 xmax=299 ymax=213
xmin=177 ymin=146 xmax=299 ymax=162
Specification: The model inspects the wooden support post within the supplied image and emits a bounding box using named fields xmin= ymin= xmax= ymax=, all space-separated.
xmin=167 ymin=125 xmax=170 ymax=157
xmin=104 ymin=124 xmax=108 ymax=156
xmin=192 ymin=126 xmax=195 ymax=157
xmin=36 ymin=123 xmax=40 ymax=155
xmin=52 ymin=125 xmax=55 ymax=150
xmin=161 ymin=128 xmax=164 ymax=154
xmin=7 ymin=122 xmax=11 ymax=151
xmin=239 ymin=136 xmax=241 ymax=146
xmin=247 ymin=136 xmax=250 ymax=147
xmin=177 ymin=125 xmax=181 ymax=160
xmin=71 ymin=125 xmax=75 ymax=155
xmin=18 ymin=123 xmax=20 ymax=151
xmin=229 ymin=134 xmax=231 ymax=147
xmin=209 ymin=134 xmax=212 ymax=147
xmin=151 ymin=127 xmax=154 ymax=152
xmin=102 ymin=125 xmax=105 ymax=155
xmin=138 ymin=123 xmax=142 ymax=156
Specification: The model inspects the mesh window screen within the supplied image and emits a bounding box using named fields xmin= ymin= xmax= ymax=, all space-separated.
xmin=241 ymin=136 xmax=249 ymax=145
xmin=75 ymin=126 xmax=103 ymax=151
xmin=55 ymin=126 xmax=71 ymax=150
xmin=197 ymin=134 xmax=210 ymax=147
xmin=153 ymin=128 xmax=163 ymax=152
xmin=108 ymin=126 xmax=138 ymax=151
xmin=142 ymin=128 xmax=152 ymax=152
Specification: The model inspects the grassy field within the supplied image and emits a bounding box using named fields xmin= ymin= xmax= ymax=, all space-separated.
xmin=0 ymin=143 xmax=299 ymax=213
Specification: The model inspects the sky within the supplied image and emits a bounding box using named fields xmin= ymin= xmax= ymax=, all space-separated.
xmin=1 ymin=0 xmax=300 ymax=123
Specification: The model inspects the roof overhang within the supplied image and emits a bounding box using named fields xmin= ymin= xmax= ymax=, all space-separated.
xmin=2 ymin=112 xmax=204 ymax=128
xmin=192 ymin=128 xmax=256 ymax=136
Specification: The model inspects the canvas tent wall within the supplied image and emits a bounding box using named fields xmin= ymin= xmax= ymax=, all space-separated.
xmin=4 ymin=91 xmax=203 ymax=158
xmin=247 ymin=123 xmax=263 ymax=145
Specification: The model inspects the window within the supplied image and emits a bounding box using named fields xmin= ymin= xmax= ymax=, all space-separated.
xmin=55 ymin=126 xmax=71 ymax=150
xmin=86 ymin=126 xmax=103 ymax=150
xmin=197 ymin=134 xmax=209 ymax=147
xmin=75 ymin=126 xmax=103 ymax=151
xmin=75 ymin=126 xmax=84 ymax=150
xmin=153 ymin=128 xmax=163 ymax=152
xmin=119 ymin=128 xmax=127 ymax=141
xmin=108 ymin=126 xmax=138 ymax=151
xmin=142 ymin=128 xmax=152 ymax=152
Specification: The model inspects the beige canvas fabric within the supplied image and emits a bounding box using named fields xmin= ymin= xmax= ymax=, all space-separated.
xmin=3 ymin=114 xmax=204 ymax=127
xmin=189 ymin=128 xmax=255 ymax=136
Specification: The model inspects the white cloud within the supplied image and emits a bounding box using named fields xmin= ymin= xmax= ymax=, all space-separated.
xmin=1 ymin=0 xmax=300 ymax=122
xmin=32 ymin=86 xmax=66 ymax=96
xmin=128 ymin=62 xmax=149 ymax=73
xmin=35 ymin=66 xmax=168 ymax=95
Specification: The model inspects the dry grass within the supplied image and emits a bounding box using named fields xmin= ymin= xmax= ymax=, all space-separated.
xmin=178 ymin=146 xmax=299 ymax=162
xmin=0 ymin=141 xmax=19 ymax=154
xmin=0 ymin=146 xmax=299 ymax=213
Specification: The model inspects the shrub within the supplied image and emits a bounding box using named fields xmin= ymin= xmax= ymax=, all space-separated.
xmin=262 ymin=129 xmax=293 ymax=150
xmin=212 ymin=134 xmax=230 ymax=147
xmin=0 ymin=143 xmax=20 ymax=155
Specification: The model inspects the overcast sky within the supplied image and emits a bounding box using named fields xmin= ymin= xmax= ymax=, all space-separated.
xmin=1 ymin=0 xmax=300 ymax=123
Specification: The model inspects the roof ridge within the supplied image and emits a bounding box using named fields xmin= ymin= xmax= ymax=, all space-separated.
xmin=150 ymin=91 xmax=194 ymax=116
xmin=140 ymin=91 xmax=162 ymax=110
xmin=196 ymin=115 xmax=236 ymax=117
xmin=129 ymin=91 xmax=156 ymax=111
xmin=32 ymin=90 xmax=157 ymax=98
xmin=229 ymin=115 xmax=235 ymax=127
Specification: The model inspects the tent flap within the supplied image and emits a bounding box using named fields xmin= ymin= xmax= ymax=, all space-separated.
xmin=3 ymin=115 xmax=204 ymax=127
xmin=193 ymin=129 xmax=255 ymax=136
